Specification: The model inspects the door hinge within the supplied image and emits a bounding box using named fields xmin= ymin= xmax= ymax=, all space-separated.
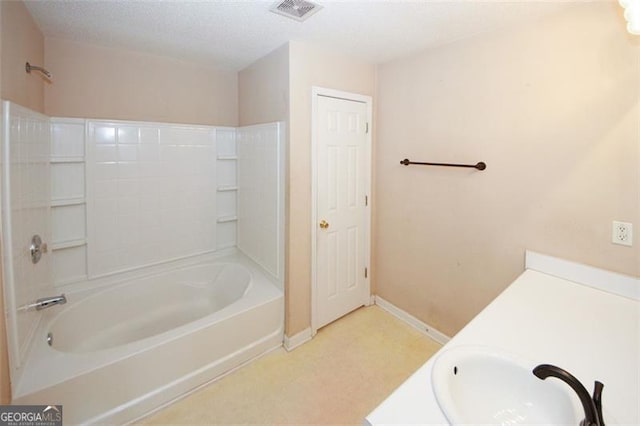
xmin=365 ymin=195 xmax=368 ymax=206
xmin=365 ymin=267 xmax=368 ymax=278
xmin=365 ymin=122 xmax=369 ymax=134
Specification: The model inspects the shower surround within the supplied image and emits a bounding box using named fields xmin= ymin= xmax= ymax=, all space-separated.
xmin=1 ymin=101 xmax=285 ymax=423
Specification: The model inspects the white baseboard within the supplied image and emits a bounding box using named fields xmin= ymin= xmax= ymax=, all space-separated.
xmin=374 ymin=296 xmax=450 ymax=345
xmin=283 ymin=327 xmax=312 ymax=352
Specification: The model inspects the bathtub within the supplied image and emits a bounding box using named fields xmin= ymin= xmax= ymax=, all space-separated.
xmin=11 ymin=251 xmax=284 ymax=424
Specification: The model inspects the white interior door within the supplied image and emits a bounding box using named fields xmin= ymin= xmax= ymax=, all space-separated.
xmin=314 ymin=92 xmax=371 ymax=330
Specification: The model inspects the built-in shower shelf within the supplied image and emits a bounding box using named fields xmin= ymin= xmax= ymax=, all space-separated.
xmin=51 ymin=197 xmax=86 ymax=207
xmin=216 ymin=215 xmax=237 ymax=223
xmin=51 ymin=239 xmax=87 ymax=251
xmin=217 ymin=155 xmax=238 ymax=160
xmin=217 ymin=185 xmax=238 ymax=192
xmin=50 ymin=157 xmax=85 ymax=164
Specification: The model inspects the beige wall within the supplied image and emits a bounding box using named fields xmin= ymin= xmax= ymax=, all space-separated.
xmin=1 ymin=0 xmax=45 ymax=112
xmin=287 ymin=41 xmax=376 ymax=336
xmin=44 ymin=38 xmax=238 ymax=126
xmin=375 ymin=2 xmax=640 ymax=337
xmin=238 ymin=44 xmax=289 ymax=126
xmin=1 ymin=1 xmax=636 ymax=388
xmin=238 ymin=41 xmax=376 ymax=336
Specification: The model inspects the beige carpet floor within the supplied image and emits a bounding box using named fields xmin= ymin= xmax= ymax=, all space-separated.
xmin=138 ymin=305 xmax=442 ymax=425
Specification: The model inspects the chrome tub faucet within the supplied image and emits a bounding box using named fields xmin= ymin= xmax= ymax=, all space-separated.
xmin=24 ymin=294 xmax=68 ymax=311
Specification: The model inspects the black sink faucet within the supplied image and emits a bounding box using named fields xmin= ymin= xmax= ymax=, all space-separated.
xmin=533 ymin=364 xmax=605 ymax=426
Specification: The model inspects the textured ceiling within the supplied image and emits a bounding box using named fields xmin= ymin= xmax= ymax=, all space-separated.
xmin=25 ymin=1 xmax=575 ymax=71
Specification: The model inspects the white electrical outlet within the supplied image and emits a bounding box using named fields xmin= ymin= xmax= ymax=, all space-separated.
xmin=612 ymin=221 xmax=633 ymax=246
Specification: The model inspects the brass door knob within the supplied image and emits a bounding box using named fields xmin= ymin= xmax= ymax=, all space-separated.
xmin=319 ymin=220 xmax=329 ymax=229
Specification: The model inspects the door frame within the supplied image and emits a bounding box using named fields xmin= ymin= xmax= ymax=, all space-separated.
xmin=310 ymin=86 xmax=373 ymax=336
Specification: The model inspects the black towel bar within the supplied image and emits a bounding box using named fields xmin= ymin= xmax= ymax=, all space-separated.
xmin=400 ymin=158 xmax=486 ymax=171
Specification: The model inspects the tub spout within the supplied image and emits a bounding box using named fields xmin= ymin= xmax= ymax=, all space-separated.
xmin=21 ymin=294 xmax=67 ymax=311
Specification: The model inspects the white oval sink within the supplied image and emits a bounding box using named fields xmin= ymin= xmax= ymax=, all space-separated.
xmin=431 ymin=346 xmax=582 ymax=425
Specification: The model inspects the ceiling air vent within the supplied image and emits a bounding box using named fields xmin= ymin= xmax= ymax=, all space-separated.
xmin=270 ymin=0 xmax=322 ymax=22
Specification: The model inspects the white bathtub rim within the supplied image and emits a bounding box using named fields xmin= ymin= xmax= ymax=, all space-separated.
xmin=47 ymin=277 xmax=256 ymax=355
xmin=15 ymin=282 xmax=280 ymax=399
xmin=46 ymin=262 xmax=252 ymax=353
xmin=43 ymin=254 xmax=261 ymax=351
xmin=47 ymin=250 xmax=271 ymax=339
xmin=55 ymin=247 xmax=239 ymax=297
xmin=13 ymin=252 xmax=282 ymax=399
xmin=16 ymin=292 xmax=284 ymax=425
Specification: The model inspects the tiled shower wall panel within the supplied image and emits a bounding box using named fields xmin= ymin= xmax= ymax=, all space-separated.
xmin=50 ymin=118 xmax=87 ymax=285
xmin=51 ymin=118 xmax=85 ymax=158
xmin=237 ymin=122 xmax=284 ymax=284
xmin=1 ymin=102 xmax=52 ymax=369
xmin=86 ymin=121 xmax=217 ymax=277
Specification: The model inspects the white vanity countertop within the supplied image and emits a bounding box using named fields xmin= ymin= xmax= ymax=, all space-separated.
xmin=365 ymin=252 xmax=639 ymax=425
